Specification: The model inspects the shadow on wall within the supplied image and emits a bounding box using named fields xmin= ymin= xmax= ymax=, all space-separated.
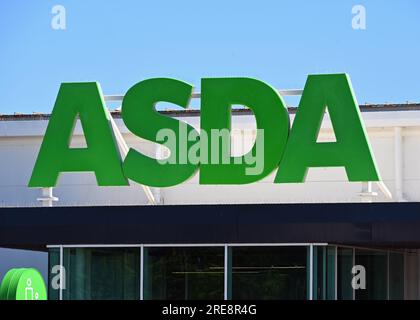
xmin=0 ymin=248 xmax=48 ymax=285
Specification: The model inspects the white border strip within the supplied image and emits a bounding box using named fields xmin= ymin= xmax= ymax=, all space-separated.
xmin=47 ymin=243 xmax=328 ymax=248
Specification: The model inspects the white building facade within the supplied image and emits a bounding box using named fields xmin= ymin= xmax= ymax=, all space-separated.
xmin=1 ymin=104 xmax=420 ymax=300
xmin=1 ymin=104 xmax=419 ymax=206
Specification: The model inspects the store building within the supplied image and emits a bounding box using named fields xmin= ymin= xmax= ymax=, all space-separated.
xmin=1 ymin=102 xmax=420 ymax=300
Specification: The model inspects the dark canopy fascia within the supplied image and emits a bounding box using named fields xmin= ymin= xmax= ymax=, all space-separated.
xmin=1 ymin=202 xmax=420 ymax=251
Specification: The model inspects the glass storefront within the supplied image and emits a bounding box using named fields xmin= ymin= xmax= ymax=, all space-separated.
xmin=335 ymin=247 xmax=405 ymax=300
xmin=62 ymin=247 xmax=140 ymax=300
xmin=313 ymin=246 xmax=336 ymax=300
xmin=144 ymin=247 xmax=224 ymax=300
xmin=337 ymin=247 xmax=354 ymax=300
xmin=355 ymin=249 xmax=388 ymax=300
xmin=389 ymin=252 xmax=404 ymax=300
xmin=48 ymin=247 xmax=60 ymax=300
xmin=48 ymin=245 xmax=405 ymax=300
xmin=231 ymin=246 xmax=307 ymax=300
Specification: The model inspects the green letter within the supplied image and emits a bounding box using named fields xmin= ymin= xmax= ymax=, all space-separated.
xmin=29 ymin=82 xmax=128 ymax=187
xmin=275 ymin=74 xmax=380 ymax=183
xmin=121 ymin=78 xmax=199 ymax=187
xmin=200 ymin=78 xmax=289 ymax=184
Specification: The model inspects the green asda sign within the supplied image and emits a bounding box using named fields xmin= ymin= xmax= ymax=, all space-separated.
xmin=29 ymin=73 xmax=380 ymax=188
xmin=0 ymin=268 xmax=47 ymax=300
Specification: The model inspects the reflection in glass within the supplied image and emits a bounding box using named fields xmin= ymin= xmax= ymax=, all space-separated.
xmin=231 ymin=246 xmax=307 ymax=300
xmin=144 ymin=247 xmax=224 ymax=300
xmin=313 ymin=246 xmax=336 ymax=300
xmin=355 ymin=249 xmax=387 ymax=300
xmin=337 ymin=247 xmax=354 ymax=300
xmin=63 ymin=247 xmax=140 ymax=300
xmin=389 ymin=252 xmax=404 ymax=300
xmin=48 ymin=248 xmax=60 ymax=300
xmin=48 ymin=245 xmax=406 ymax=300
xmin=326 ymin=246 xmax=336 ymax=300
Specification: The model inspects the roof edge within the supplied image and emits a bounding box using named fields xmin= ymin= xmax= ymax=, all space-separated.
xmin=1 ymin=103 xmax=420 ymax=121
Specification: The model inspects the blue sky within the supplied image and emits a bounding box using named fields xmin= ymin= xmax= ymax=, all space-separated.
xmin=0 ymin=0 xmax=419 ymax=114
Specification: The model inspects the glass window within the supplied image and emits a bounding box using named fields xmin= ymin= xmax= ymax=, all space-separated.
xmin=50 ymin=245 xmax=405 ymax=301
xmin=326 ymin=246 xmax=336 ymax=300
xmin=231 ymin=246 xmax=307 ymax=300
xmin=144 ymin=247 xmax=224 ymax=300
xmin=355 ymin=249 xmax=387 ymax=300
xmin=313 ymin=246 xmax=324 ymax=300
xmin=63 ymin=247 xmax=140 ymax=300
xmin=313 ymin=246 xmax=336 ymax=300
xmin=48 ymin=248 xmax=60 ymax=300
xmin=389 ymin=252 xmax=404 ymax=300
xmin=337 ymin=247 xmax=354 ymax=300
